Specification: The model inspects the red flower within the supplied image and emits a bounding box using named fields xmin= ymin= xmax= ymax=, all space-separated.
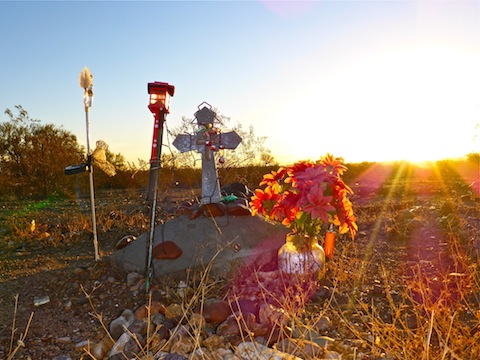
xmin=250 ymin=154 xmax=357 ymax=239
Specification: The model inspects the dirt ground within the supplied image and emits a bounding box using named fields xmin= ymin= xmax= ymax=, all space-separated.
xmin=0 ymin=163 xmax=479 ymax=359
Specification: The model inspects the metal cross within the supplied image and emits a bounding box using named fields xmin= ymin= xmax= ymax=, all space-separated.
xmin=173 ymin=104 xmax=242 ymax=205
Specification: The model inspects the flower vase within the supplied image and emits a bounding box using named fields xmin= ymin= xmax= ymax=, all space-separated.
xmin=278 ymin=232 xmax=325 ymax=280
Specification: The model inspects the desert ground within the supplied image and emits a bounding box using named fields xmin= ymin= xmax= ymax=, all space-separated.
xmin=0 ymin=161 xmax=479 ymax=359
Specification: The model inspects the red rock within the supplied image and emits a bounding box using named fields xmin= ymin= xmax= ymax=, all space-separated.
xmin=175 ymin=205 xmax=192 ymax=216
xmin=226 ymin=203 xmax=251 ymax=216
xmin=152 ymin=241 xmax=182 ymax=260
xmin=216 ymin=314 xmax=241 ymax=340
xmin=201 ymin=203 xmax=226 ymax=217
xmin=134 ymin=301 xmax=167 ymax=320
xmin=199 ymin=299 xmax=231 ymax=324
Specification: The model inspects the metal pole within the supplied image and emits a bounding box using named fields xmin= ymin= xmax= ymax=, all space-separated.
xmin=85 ymin=109 xmax=100 ymax=261
xmin=146 ymin=111 xmax=165 ymax=292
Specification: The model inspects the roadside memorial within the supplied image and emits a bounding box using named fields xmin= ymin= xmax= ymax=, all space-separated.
xmin=172 ymin=102 xmax=242 ymax=206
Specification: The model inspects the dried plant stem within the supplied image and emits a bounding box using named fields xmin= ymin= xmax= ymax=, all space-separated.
xmin=423 ymin=310 xmax=434 ymax=360
xmin=7 ymin=311 xmax=34 ymax=360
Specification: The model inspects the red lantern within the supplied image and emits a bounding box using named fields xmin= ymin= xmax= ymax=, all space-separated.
xmin=148 ymin=82 xmax=175 ymax=115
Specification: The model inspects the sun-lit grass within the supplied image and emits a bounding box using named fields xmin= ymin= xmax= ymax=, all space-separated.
xmin=2 ymin=159 xmax=478 ymax=359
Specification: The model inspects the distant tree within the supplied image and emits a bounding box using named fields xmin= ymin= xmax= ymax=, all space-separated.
xmin=168 ymin=110 xmax=276 ymax=168
xmin=0 ymin=106 xmax=84 ymax=196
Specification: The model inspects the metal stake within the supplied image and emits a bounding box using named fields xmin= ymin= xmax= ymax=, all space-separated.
xmin=146 ymin=111 xmax=166 ymax=292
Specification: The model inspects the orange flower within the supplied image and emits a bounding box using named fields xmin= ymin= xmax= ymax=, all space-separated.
xmin=250 ymin=154 xmax=357 ymax=239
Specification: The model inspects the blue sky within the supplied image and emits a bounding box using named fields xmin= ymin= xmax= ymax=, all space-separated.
xmin=1 ymin=1 xmax=479 ymax=165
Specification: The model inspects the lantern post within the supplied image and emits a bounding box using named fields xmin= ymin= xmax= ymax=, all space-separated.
xmin=146 ymin=81 xmax=175 ymax=292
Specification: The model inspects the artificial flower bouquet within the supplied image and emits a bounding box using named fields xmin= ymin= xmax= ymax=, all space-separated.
xmin=250 ymin=154 xmax=357 ymax=254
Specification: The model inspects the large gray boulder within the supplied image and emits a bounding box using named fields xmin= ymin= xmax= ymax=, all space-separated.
xmin=112 ymin=214 xmax=289 ymax=280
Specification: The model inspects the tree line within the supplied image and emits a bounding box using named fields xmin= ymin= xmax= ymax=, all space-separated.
xmin=0 ymin=106 xmax=277 ymax=198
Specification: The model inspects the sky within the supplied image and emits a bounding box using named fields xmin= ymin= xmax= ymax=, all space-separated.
xmin=0 ymin=0 xmax=479 ymax=165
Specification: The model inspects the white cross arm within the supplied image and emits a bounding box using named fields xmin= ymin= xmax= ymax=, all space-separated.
xmin=172 ymin=131 xmax=242 ymax=153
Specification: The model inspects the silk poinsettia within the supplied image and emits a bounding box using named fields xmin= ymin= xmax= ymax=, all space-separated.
xmin=250 ymin=154 xmax=358 ymax=238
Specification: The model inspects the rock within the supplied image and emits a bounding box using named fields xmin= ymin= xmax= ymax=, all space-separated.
xmin=165 ymin=303 xmax=184 ymax=320
xmin=200 ymin=202 xmax=226 ymax=217
xmin=52 ymin=356 xmax=72 ymax=360
xmin=63 ymin=300 xmax=72 ymax=311
xmin=202 ymin=334 xmax=228 ymax=352
xmin=169 ymin=334 xmax=196 ymax=355
xmin=135 ymin=301 xmax=166 ymax=320
xmin=33 ymin=296 xmax=50 ymax=306
xmin=108 ymin=332 xmax=131 ymax=358
xmin=91 ymin=335 xmax=114 ymax=359
xmin=325 ymin=350 xmax=343 ymax=359
xmin=56 ymin=336 xmax=72 ymax=343
xmin=314 ymin=286 xmax=332 ymax=301
xmin=115 ymin=235 xmax=136 ymax=250
xmin=126 ymin=272 xmax=143 ymax=287
xmin=189 ymin=312 xmax=206 ymax=331
xmin=258 ymin=303 xmax=289 ymax=327
xmin=313 ymin=315 xmax=332 ymax=333
xmin=113 ymin=215 xmax=288 ymax=281
xmin=226 ymin=202 xmax=252 ymax=216
xmin=128 ymin=319 xmax=148 ymax=337
xmin=199 ymin=299 xmax=231 ymax=324
xmin=152 ymin=353 xmax=188 ymax=360
xmin=73 ymin=267 xmax=85 ymax=276
xmin=228 ymin=298 xmax=258 ymax=317
xmin=110 ymin=309 xmax=135 ymax=340
xmin=276 ymin=338 xmax=325 ymax=359
xmin=74 ymin=340 xmax=90 ymax=350
xmin=236 ymin=341 xmax=303 ymax=359
xmin=216 ymin=314 xmax=242 ymax=340
xmin=175 ymin=202 xmax=193 ymax=216
xmin=153 ymin=241 xmax=183 ymax=260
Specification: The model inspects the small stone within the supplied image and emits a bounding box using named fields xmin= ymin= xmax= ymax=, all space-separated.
xmin=175 ymin=204 xmax=192 ymax=216
xmin=115 ymin=235 xmax=136 ymax=250
xmin=258 ymin=303 xmax=289 ymax=327
xmin=127 ymin=320 xmax=147 ymax=337
xmin=164 ymin=303 xmax=184 ymax=320
xmin=108 ymin=333 xmax=131 ymax=357
xmin=91 ymin=335 xmax=113 ymax=359
xmin=56 ymin=336 xmax=72 ymax=343
xmin=236 ymin=341 xmax=303 ymax=359
xmin=189 ymin=313 xmax=206 ymax=331
xmin=110 ymin=309 xmax=135 ymax=340
xmin=325 ymin=350 xmax=343 ymax=359
xmin=126 ymin=272 xmax=143 ymax=287
xmin=74 ymin=340 xmax=90 ymax=350
xmin=152 ymin=353 xmax=188 ymax=360
xmin=229 ymin=298 xmax=258 ymax=316
xmin=314 ymin=286 xmax=332 ymax=300
xmin=216 ymin=314 xmax=242 ymax=340
xmin=33 ymin=296 xmax=50 ymax=306
xmin=73 ymin=267 xmax=85 ymax=276
xmin=313 ymin=315 xmax=332 ymax=333
xmin=202 ymin=334 xmax=228 ymax=352
xmin=170 ymin=334 xmax=196 ymax=355
xmin=134 ymin=300 xmax=166 ymax=320
xmin=200 ymin=299 xmax=231 ymax=324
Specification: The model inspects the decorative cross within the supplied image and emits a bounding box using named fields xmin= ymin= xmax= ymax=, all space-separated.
xmin=173 ymin=103 xmax=242 ymax=205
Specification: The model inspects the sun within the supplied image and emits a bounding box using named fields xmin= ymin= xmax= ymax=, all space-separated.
xmin=261 ymin=43 xmax=478 ymax=165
